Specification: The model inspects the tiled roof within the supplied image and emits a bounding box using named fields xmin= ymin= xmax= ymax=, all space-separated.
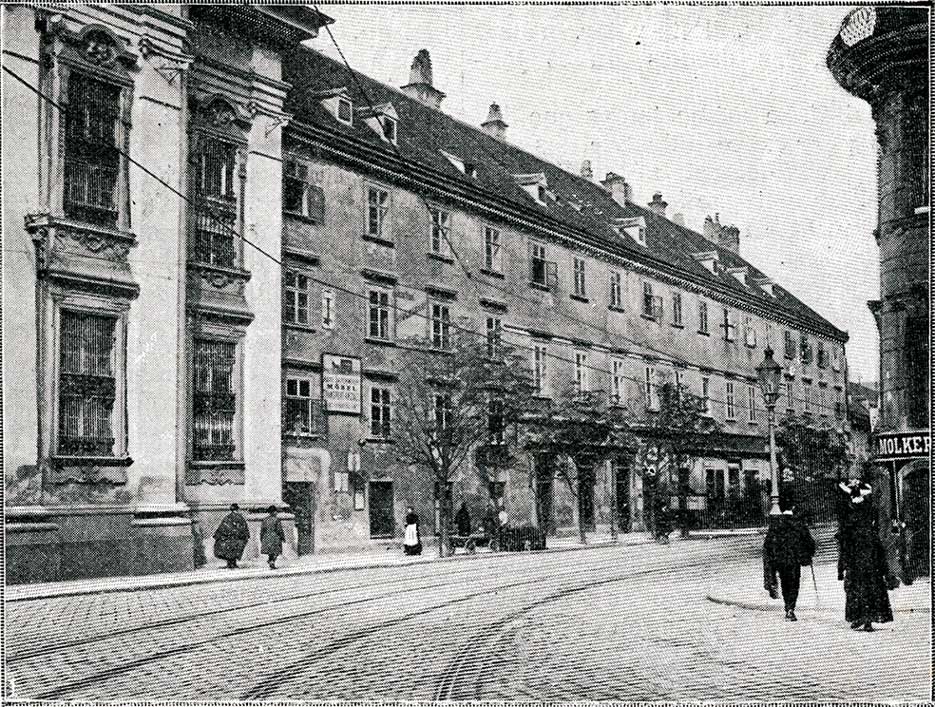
xmin=282 ymin=46 xmax=847 ymax=341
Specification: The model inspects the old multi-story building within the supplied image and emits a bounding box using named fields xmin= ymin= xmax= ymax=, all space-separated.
xmin=828 ymin=7 xmax=929 ymax=579
xmin=2 ymin=4 xmax=331 ymax=582
xmin=278 ymin=44 xmax=851 ymax=551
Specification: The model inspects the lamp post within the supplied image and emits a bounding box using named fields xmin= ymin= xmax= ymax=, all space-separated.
xmin=756 ymin=346 xmax=783 ymax=517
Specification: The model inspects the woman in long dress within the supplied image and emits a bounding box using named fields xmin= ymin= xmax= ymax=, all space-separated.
xmin=403 ymin=506 xmax=422 ymax=556
xmin=838 ymin=481 xmax=893 ymax=631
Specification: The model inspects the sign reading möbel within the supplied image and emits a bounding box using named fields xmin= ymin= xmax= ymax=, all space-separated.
xmin=322 ymin=354 xmax=361 ymax=414
xmin=872 ymin=430 xmax=930 ymax=461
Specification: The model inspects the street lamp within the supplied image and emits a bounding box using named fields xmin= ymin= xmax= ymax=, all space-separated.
xmin=756 ymin=346 xmax=783 ymax=517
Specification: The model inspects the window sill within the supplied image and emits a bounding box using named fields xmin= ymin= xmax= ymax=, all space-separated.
xmin=529 ymin=281 xmax=551 ymax=292
xmin=366 ymin=437 xmax=396 ymax=445
xmin=364 ymin=337 xmax=397 ymax=347
xmin=570 ymin=293 xmax=590 ymax=303
xmin=284 ymin=211 xmax=322 ymax=227
xmin=189 ymin=460 xmax=246 ymax=469
xmin=748 ymin=420 xmax=759 ymax=426
xmin=427 ymin=252 xmax=454 ymax=264
xmin=284 ymin=322 xmax=317 ymax=333
xmin=284 ymin=432 xmax=326 ymax=440
xmin=698 ymin=330 xmax=710 ymax=337
xmin=362 ymin=234 xmax=395 ymax=248
xmin=640 ymin=313 xmax=660 ymax=322
xmin=725 ymin=418 xmax=737 ymax=423
xmin=480 ymin=269 xmax=505 ymax=280
xmin=608 ymin=305 xmax=625 ymax=313
xmin=51 ymin=455 xmax=133 ymax=467
xmin=670 ymin=322 xmax=685 ymax=329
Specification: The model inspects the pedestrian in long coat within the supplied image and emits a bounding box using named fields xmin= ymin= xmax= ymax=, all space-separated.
xmin=763 ymin=495 xmax=815 ymax=621
xmin=213 ymin=503 xmax=250 ymax=569
xmin=838 ymin=481 xmax=893 ymax=631
xmin=455 ymin=502 xmax=472 ymax=537
xmin=260 ymin=505 xmax=286 ymax=569
xmin=403 ymin=506 xmax=422 ymax=556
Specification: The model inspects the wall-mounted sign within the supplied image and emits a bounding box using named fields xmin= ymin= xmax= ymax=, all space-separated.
xmin=322 ymin=354 xmax=361 ymax=414
xmin=872 ymin=430 xmax=930 ymax=461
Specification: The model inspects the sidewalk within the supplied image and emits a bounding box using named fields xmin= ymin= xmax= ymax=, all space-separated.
xmin=706 ymin=561 xmax=931 ymax=614
xmin=5 ymin=530 xmax=659 ymax=603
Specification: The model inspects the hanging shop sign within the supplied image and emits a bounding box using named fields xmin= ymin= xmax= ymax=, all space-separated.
xmin=322 ymin=354 xmax=361 ymax=414
xmin=872 ymin=430 xmax=930 ymax=461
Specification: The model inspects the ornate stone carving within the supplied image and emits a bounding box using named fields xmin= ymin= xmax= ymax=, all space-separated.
xmin=208 ymin=101 xmax=236 ymax=128
xmin=186 ymin=463 xmax=245 ymax=486
xmin=83 ymin=29 xmax=118 ymax=65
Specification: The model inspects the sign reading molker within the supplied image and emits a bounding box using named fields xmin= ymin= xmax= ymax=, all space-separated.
xmin=322 ymin=354 xmax=361 ymax=414
xmin=873 ymin=430 xmax=930 ymax=460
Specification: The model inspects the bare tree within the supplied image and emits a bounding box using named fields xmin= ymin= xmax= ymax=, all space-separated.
xmin=393 ymin=330 xmax=535 ymax=556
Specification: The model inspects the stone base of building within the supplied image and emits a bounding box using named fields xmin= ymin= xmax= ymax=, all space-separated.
xmin=5 ymin=505 xmax=196 ymax=585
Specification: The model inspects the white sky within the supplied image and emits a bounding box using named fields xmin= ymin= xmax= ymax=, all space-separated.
xmin=311 ymin=4 xmax=880 ymax=384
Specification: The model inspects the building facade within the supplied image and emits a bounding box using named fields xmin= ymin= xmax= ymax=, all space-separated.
xmin=3 ymin=4 xmax=330 ymax=583
xmin=828 ymin=7 xmax=929 ymax=579
xmin=277 ymin=45 xmax=851 ymax=551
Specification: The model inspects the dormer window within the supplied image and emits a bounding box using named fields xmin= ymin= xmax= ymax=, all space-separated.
xmin=357 ymin=102 xmax=399 ymax=145
xmin=693 ymin=251 xmax=719 ymax=274
xmin=614 ymin=217 xmax=647 ymax=247
xmin=514 ymin=172 xmax=548 ymax=205
xmin=382 ymin=115 xmax=397 ymax=144
xmin=754 ymin=276 xmax=775 ymax=297
xmin=537 ymin=184 xmax=547 ymax=203
xmin=727 ymin=266 xmax=749 ymax=286
xmin=337 ymin=97 xmax=353 ymax=125
xmin=314 ymin=87 xmax=354 ymax=126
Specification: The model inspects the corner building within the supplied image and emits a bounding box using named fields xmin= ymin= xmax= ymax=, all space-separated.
xmin=828 ymin=7 xmax=929 ymax=579
xmin=278 ymin=45 xmax=851 ymax=550
xmin=2 ymin=4 xmax=331 ymax=582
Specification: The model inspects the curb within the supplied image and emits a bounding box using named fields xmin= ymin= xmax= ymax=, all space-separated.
xmin=705 ymin=593 xmax=931 ymax=614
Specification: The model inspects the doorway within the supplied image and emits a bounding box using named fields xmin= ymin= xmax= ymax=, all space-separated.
xmin=368 ymin=480 xmax=395 ymax=538
xmin=536 ymin=455 xmax=554 ymax=534
xmin=284 ymin=481 xmax=315 ymax=555
xmin=578 ymin=468 xmax=595 ymax=532
xmin=615 ymin=459 xmax=631 ymax=532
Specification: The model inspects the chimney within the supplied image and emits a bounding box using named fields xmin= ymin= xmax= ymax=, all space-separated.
xmin=719 ymin=224 xmax=740 ymax=254
xmin=600 ymin=171 xmax=631 ymax=207
xmin=703 ymin=213 xmax=721 ymax=243
xmin=580 ymin=160 xmax=593 ymax=180
xmin=400 ymin=49 xmax=446 ymax=110
xmin=648 ymin=192 xmax=668 ymax=217
xmin=672 ymin=212 xmax=685 ymax=227
xmin=481 ymin=103 xmax=507 ymax=140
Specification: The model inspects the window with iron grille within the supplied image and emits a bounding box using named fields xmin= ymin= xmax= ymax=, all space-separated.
xmin=672 ymin=292 xmax=683 ymax=325
xmin=573 ymin=258 xmax=587 ymax=297
xmin=429 ymin=207 xmax=451 ymax=256
xmin=190 ymin=136 xmax=238 ymax=267
xmin=609 ymin=270 xmax=623 ymax=308
xmin=284 ymin=272 xmax=310 ymax=325
xmin=64 ymin=73 xmax=121 ymax=226
xmin=431 ymin=302 xmax=450 ymax=349
xmin=486 ymin=316 xmax=502 ymax=359
xmin=366 ymin=186 xmax=390 ymax=239
xmin=370 ymin=386 xmax=391 ymax=438
xmin=367 ymin=288 xmax=392 ymax=340
xmin=193 ymin=339 xmax=236 ymax=461
xmin=484 ymin=226 xmax=502 ymax=272
xmin=699 ymin=300 xmax=709 ymax=334
xmin=725 ymin=381 xmax=736 ymax=419
xmin=285 ymin=378 xmax=324 ymax=436
xmin=58 ymin=311 xmax=117 ymax=456
xmin=533 ymin=344 xmax=548 ymax=395
xmin=575 ymin=351 xmax=590 ymax=392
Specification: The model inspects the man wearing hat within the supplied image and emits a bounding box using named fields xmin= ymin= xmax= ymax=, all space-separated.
xmin=763 ymin=493 xmax=816 ymax=621
xmin=213 ymin=503 xmax=250 ymax=569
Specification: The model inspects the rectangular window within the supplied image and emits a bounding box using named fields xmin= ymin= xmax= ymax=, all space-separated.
xmin=283 ymin=272 xmax=310 ymax=325
xmin=429 ymin=207 xmax=451 ymax=256
xmin=285 ymin=378 xmax=323 ymax=436
xmin=486 ymin=316 xmax=502 ymax=359
xmin=800 ymin=334 xmax=812 ymax=364
xmin=672 ymin=292 xmax=683 ymax=326
xmin=533 ymin=344 xmax=548 ymax=395
xmin=431 ymin=302 xmax=451 ymax=349
xmin=699 ymin=301 xmax=709 ymax=334
xmin=674 ymin=369 xmax=682 ymax=400
xmin=645 ymin=366 xmax=659 ymax=410
xmin=835 ymin=388 xmax=844 ymax=418
xmin=58 ymin=311 xmax=117 ymax=456
xmin=382 ymin=115 xmax=397 ymax=144
xmin=284 ymin=158 xmax=309 ymax=216
xmin=321 ymin=288 xmax=335 ymax=329
xmin=573 ymin=257 xmax=587 ymax=297
xmin=725 ymin=381 xmax=736 ymax=420
xmin=722 ymin=308 xmax=736 ymax=342
xmin=832 ymin=346 xmax=841 ymax=372
xmin=819 ymin=386 xmax=827 ymax=417
xmin=337 ymin=98 xmax=353 ymax=124
xmin=191 ymin=136 xmax=238 ymax=268
xmin=193 ymin=339 xmax=236 ymax=461
xmin=370 ymin=386 xmax=391 ymax=438
xmin=575 ymin=351 xmax=590 ymax=392
xmin=335 ymin=468 xmax=349 ymax=494
xmin=609 ymin=270 xmax=623 ymax=309
xmin=748 ymin=384 xmax=757 ymax=423
xmin=367 ymin=288 xmax=392 ymax=340
xmin=64 ymin=73 xmax=120 ymax=226
xmin=642 ymin=282 xmax=655 ymax=317
xmin=701 ymin=376 xmax=711 ymax=415
xmin=803 ymin=382 xmax=812 ymax=414
xmin=744 ymin=316 xmax=757 ymax=347
xmin=611 ymin=359 xmax=625 ymax=405
xmin=353 ymin=477 xmax=365 ymax=510
xmin=784 ymin=330 xmax=796 ymax=360
xmin=817 ymin=342 xmax=827 ymax=368
xmin=484 ymin=226 xmax=502 ymax=272
xmin=366 ymin=186 xmax=390 ymax=239
xmin=529 ymin=241 xmax=547 ymax=286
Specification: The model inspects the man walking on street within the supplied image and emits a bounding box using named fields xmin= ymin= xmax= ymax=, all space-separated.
xmin=260 ymin=505 xmax=286 ymax=569
xmin=213 ymin=503 xmax=249 ymax=569
xmin=764 ymin=494 xmax=816 ymax=621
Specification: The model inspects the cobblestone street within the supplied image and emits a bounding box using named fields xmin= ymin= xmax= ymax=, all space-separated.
xmin=5 ymin=536 xmax=930 ymax=702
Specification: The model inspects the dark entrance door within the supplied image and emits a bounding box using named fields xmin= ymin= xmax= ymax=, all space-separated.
xmin=369 ymin=480 xmax=395 ymax=538
xmin=615 ymin=460 xmax=631 ymax=532
xmin=902 ymin=465 xmax=930 ymax=580
xmin=284 ymin=481 xmax=315 ymax=555
xmin=536 ymin=455 xmax=554 ymax=534
xmin=578 ymin=469 xmax=595 ymax=531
